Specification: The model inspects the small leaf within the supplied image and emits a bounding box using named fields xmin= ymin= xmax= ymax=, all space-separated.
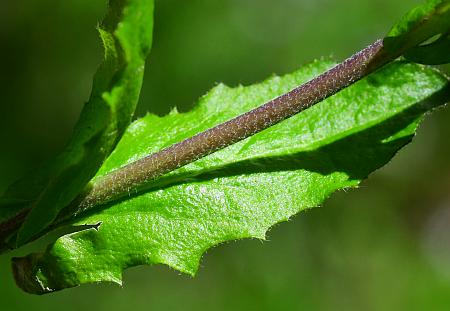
xmin=384 ymin=0 xmax=450 ymax=64
xmin=12 ymin=61 xmax=449 ymax=294
xmin=0 ymin=0 xmax=155 ymax=246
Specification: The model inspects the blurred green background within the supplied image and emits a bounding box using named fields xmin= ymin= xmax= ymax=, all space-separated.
xmin=1 ymin=0 xmax=450 ymax=310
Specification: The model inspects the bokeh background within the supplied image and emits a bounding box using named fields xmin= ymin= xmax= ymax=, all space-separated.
xmin=1 ymin=0 xmax=450 ymax=310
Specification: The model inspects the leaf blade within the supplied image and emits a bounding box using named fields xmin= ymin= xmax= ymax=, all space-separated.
xmin=384 ymin=0 xmax=450 ymax=64
xmin=12 ymin=61 xmax=450 ymax=294
xmin=6 ymin=0 xmax=155 ymax=246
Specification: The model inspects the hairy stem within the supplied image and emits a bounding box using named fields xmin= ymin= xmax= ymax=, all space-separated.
xmin=75 ymin=39 xmax=394 ymax=211
xmin=1 ymin=38 xmax=398 ymax=242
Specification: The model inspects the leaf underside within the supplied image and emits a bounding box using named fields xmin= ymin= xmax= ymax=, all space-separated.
xmin=12 ymin=60 xmax=449 ymax=294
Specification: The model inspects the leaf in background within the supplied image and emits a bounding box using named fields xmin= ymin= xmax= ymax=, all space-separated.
xmin=0 ymin=0 xmax=155 ymax=246
xmin=384 ymin=0 xmax=450 ymax=64
xmin=12 ymin=61 xmax=450 ymax=294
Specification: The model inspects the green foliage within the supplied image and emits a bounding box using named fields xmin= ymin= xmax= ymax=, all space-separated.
xmin=385 ymin=0 xmax=450 ymax=64
xmin=1 ymin=0 xmax=449 ymax=295
xmin=12 ymin=61 xmax=449 ymax=294
xmin=0 ymin=0 xmax=155 ymax=246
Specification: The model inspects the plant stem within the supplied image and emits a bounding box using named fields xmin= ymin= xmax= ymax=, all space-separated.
xmin=1 ymin=38 xmax=398 ymax=241
xmin=76 ymin=38 xmax=394 ymax=211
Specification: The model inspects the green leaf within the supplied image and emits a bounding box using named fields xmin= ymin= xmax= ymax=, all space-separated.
xmin=1 ymin=0 xmax=155 ymax=246
xmin=384 ymin=0 xmax=450 ymax=64
xmin=12 ymin=61 xmax=449 ymax=294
